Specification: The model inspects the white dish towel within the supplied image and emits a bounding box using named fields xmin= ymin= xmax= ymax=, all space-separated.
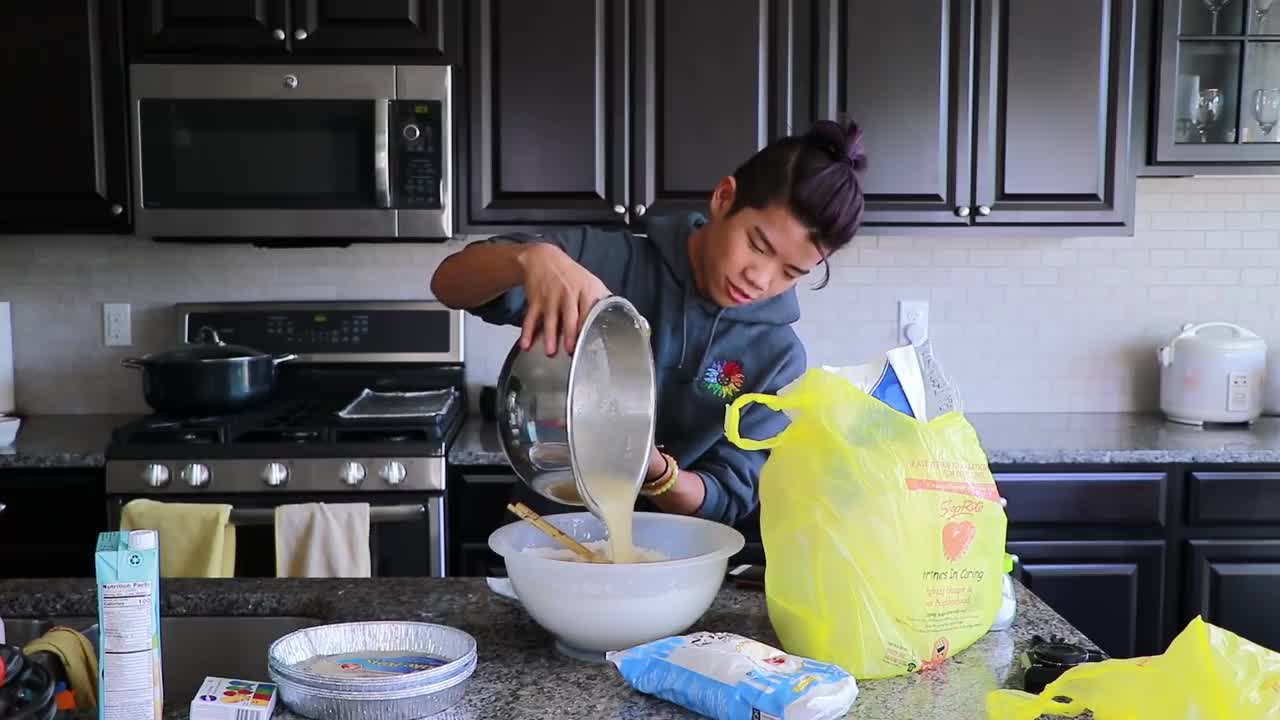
xmin=274 ymin=502 xmax=372 ymax=578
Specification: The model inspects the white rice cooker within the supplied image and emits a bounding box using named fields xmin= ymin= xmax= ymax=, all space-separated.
xmin=1158 ymin=322 xmax=1268 ymax=425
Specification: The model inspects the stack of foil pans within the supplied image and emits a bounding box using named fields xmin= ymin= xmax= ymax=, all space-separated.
xmin=267 ymin=621 xmax=478 ymax=720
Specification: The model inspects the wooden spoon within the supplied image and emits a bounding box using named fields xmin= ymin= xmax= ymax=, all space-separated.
xmin=506 ymin=502 xmax=607 ymax=563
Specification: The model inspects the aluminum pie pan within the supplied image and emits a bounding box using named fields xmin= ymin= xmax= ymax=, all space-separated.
xmin=271 ymin=667 xmax=473 ymax=720
xmin=267 ymin=621 xmax=477 ymax=691
xmin=273 ymin=656 xmax=476 ymax=700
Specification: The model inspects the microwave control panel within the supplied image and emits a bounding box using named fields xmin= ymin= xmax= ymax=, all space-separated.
xmin=392 ymin=100 xmax=444 ymax=209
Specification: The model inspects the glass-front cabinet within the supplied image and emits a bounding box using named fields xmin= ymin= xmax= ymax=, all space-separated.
xmin=1156 ymin=0 xmax=1280 ymax=161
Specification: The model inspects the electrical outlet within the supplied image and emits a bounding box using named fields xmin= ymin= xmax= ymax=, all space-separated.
xmin=103 ymin=303 xmax=131 ymax=346
xmin=898 ymin=300 xmax=929 ymax=345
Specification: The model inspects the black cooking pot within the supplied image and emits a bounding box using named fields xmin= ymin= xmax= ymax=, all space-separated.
xmin=122 ymin=327 xmax=296 ymax=416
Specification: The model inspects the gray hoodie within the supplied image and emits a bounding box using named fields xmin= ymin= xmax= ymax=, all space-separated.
xmin=471 ymin=212 xmax=805 ymax=525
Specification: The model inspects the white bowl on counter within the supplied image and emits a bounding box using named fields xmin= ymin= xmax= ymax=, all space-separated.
xmin=488 ymin=511 xmax=744 ymax=660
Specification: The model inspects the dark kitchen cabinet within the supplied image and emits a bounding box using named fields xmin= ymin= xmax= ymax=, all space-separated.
xmin=631 ymin=0 xmax=797 ymax=220
xmin=130 ymin=0 xmax=289 ymax=55
xmin=0 ymin=470 xmax=107 ymax=578
xmin=1151 ymin=0 xmax=1280 ymax=165
xmin=1187 ymin=540 xmax=1280 ymax=652
xmin=464 ymin=0 xmax=628 ymax=229
xmin=816 ymin=0 xmax=1135 ymax=230
xmin=290 ymin=0 xmax=452 ymax=59
xmin=130 ymin=0 xmax=458 ymax=60
xmin=973 ymin=0 xmax=1135 ymax=225
xmin=0 ymin=0 xmax=131 ymax=233
xmin=1010 ymin=540 xmax=1166 ymax=658
xmin=462 ymin=0 xmax=799 ymax=232
xmin=815 ymin=0 xmax=974 ymax=225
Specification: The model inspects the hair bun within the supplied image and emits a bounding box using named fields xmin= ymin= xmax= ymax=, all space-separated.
xmin=806 ymin=119 xmax=867 ymax=173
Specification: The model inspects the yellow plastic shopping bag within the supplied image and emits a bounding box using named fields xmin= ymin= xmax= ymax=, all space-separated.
xmin=725 ymin=368 xmax=1007 ymax=679
xmin=987 ymin=616 xmax=1280 ymax=719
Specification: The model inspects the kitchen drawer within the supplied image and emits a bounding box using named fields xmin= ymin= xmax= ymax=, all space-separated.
xmin=1188 ymin=472 xmax=1280 ymax=525
xmin=993 ymin=472 xmax=1167 ymax=527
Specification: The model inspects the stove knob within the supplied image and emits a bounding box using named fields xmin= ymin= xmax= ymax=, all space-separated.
xmin=379 ymin=461 xmax=407 ymax=486
xmin=339 ymin=462 xmax=367 ymax=487
xmin=262 ymin=462 xmax=289 ymax=487
xmin=181 ymin=463 xmax=210 ymax=488
xmin=142 ymin=464 xmax=171 ymax=488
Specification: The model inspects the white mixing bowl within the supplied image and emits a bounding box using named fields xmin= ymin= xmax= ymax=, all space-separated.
xmin=488 ymin=512 xmax=745 ymax=658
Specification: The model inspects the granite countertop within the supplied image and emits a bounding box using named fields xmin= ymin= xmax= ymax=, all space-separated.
xmin=0 ymin=414 xmax=137 ymax=470
xmin=0 ymin=577 xmax=1088 ymax=720
xmin=12 ymin=411 xmax=1280 ymax=472
xmin=452 ymin=414 xmax=1280 ymax=467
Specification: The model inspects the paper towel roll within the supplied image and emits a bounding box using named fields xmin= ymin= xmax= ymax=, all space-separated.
xmin=0 ymin=302 xmax=13 ymax=414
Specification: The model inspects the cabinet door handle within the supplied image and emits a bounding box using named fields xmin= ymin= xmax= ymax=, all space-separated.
xmin=374 ymin=100 xmax=391 ymax=209
xmin=294 ymin=29 xmax=309 ymax=41
xmin=633 ymin=203 xmax=647 ymax=218
xmin=977 ymin=205 xmax=992 ymax=216
xmin=273 ymin=28 xmax=286 ymax=41
xmin=110 ymin=204 xmax=123 ymax=216
xmin=955 ymin=206 xmax=971 ymax=218
xmin=612 ymin=204 xmax=626 ymax=216
xmin=0 ymin=503 xmax=7 ymax=514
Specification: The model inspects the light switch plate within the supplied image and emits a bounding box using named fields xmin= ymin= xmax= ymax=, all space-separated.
xmin=103 ymin=303 xmax=131 ymax=346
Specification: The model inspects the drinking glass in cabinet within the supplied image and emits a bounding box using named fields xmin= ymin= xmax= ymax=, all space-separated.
xmin=1252 ymin=89 xmax=1280 ymax=139
xmin=1194 ymin=89 xmax=1225 ymax=142
xmin=1254 ymin=0 xmax=1277 ymax=33
xmin=1175 ymin=42 xmax=1241 ymax=142
xmin=1184 ymin=0 xmax=1244 ymax=35
xmin=1241 ymin=42 xmax=1280 ymax=140
xmin=1206 ymin=0 xmax=1234 ymax=34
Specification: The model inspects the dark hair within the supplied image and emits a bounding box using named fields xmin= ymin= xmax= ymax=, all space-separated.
xmin=728 ymin=120 xmax=867 ymax=288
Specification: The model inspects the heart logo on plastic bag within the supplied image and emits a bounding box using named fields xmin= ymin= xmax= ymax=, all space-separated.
xmin=942 ymin=521 xmax=976 ymax=561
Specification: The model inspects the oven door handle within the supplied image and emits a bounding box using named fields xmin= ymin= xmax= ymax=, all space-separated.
xmin=374 ymin=99 xmax=392 ymax=209
xmin=229 ymin=504 xmax=425 ymax=526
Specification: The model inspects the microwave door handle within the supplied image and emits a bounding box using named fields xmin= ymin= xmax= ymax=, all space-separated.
xmin=374 ymin=99 xmax=391 ymax=209
xmin=229 ymin=504 xmax=426 ymax=526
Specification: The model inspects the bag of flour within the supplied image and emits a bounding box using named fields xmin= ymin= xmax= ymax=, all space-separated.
xmin=607 ymin=632 xmax=858 ymax=720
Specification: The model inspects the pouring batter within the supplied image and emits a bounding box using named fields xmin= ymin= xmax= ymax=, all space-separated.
xmin=432 ymin=120 xmax=867 ymax=528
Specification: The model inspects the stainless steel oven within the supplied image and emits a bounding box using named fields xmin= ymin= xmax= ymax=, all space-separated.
xmin=105 ymin=492 xmax=446 ymax=578
xmin=129 ymin=64 xmax=452 ymax=239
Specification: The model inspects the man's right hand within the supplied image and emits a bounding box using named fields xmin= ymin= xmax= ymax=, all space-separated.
xmin=516 ymin=243 xmax=611 ymax=356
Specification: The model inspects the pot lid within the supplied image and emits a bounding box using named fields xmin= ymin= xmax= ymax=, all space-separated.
xmin=143 ymin=327 xmax=271 ymax=362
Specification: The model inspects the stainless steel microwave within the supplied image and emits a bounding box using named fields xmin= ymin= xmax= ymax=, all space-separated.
xmin=129 ymin=65 xmax=452 ymax=240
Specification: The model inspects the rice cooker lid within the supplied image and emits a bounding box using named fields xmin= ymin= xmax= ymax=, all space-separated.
xmin=1172 ymin=322 xmax=1267 ymax=353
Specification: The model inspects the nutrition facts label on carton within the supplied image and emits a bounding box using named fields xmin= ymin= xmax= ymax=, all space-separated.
xmin=101 ymin=580 xmax=158 ymax=720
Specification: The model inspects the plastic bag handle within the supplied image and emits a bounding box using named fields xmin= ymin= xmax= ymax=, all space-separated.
xmin=725 ymin=392 xmax=788 ymax=451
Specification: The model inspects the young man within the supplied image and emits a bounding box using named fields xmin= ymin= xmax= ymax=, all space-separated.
xmin=432 ymin=120 xmax=866 ymax=526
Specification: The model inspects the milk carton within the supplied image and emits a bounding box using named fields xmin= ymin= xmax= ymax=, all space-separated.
xmin=95 ymin=530 xmax=163 ymax=720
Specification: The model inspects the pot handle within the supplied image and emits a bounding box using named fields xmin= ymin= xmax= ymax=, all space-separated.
xmin=121 ymin=358 xmax=144 ymax=369
xmin=196 ymin=326 xmax=225 ymax=345
xmin=272 ymin=353 xmax=298 ymax=365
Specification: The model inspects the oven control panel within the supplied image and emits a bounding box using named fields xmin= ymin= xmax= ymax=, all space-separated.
xmin=179 ymin=302 xmax=462 ymax=362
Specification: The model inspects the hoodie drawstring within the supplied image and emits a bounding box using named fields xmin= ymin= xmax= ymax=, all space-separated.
xmin=695 ymin=309 xmax=726 ymax=382
xmin=678 ymin=286 xmax=690 ymax=370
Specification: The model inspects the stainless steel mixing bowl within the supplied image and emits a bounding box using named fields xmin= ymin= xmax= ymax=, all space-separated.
xmin=495 ymin=295 xmax=656 ymax=518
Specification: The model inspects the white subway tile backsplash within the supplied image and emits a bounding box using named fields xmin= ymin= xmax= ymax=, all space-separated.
xmin=3 ymin=179 xmax=1280 ymax=413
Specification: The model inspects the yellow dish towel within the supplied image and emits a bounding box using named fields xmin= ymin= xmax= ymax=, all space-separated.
xmin=120 ymin=499 xmax=236 ymax=578
xmin=25 ymin=626 xmax=98 ymax=710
